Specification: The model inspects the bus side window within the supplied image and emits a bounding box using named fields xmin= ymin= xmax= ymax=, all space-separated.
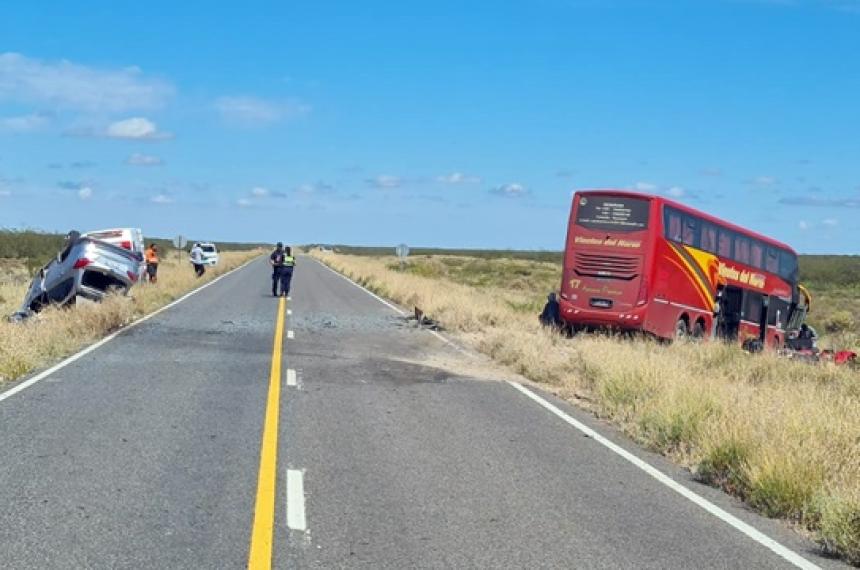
xmin=779 ymin=250 xmax=798 ymax=281
xmin=701 ymin=223 xmax=717 ymax=253
xmin=742 ymin=290 xmax=763 ymax=323
xmin=765 ymin=248 xmax=779 ymax=274
xmin=768 ymin=297 xmax=790 ymax=328
xmin=750 ymin=241 xmax=764 ymax=269
xmin=682 ymin=216 xmax=698 ymax=247
xmin=734 ymin=236 xmax=750 ymax=265
xmin=718 ymin=230 xmax=732 ymax=257
xmin=665 ymin=209 xmax=683 ymax=241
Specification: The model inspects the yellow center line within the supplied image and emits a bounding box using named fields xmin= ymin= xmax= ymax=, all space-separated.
xmin=248 ymin=296 xmax=286 ymax=569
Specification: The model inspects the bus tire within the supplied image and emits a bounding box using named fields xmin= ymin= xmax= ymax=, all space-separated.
xmin=674 ymin=317 xmax=689 ymax=339
xmin=692 ymin=319 xmax=706 ymax=339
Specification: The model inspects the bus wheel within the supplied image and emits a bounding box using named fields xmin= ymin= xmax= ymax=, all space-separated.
xmin=674 ymin=318 xmax=689 ymax=339
xmin=692 ymin=320 xmax=706 ymax=339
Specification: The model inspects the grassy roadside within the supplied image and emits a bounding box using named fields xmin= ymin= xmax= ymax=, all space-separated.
xmin=0 ymin=250 xmax=262 ymax=384
xmin=311 ymin=251 xmax=860 ymax=566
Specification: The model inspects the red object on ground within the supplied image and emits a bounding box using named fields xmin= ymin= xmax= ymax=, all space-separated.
xmin=834 ymin=351 xmax=857 ymax=365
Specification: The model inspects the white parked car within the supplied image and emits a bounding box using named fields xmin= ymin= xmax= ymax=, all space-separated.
xmin=199 ymin=242 xmax=219 ymax=266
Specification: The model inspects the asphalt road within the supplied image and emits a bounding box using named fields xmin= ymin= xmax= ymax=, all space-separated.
xmin=0 ymin=255 xmax=846 ymax=569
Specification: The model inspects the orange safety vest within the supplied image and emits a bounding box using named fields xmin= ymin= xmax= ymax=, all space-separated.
xmin=145 ymin=248 xmax=159 ymax=264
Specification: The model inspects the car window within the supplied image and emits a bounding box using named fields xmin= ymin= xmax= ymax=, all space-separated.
xmin=47 ymin=278 xmax=75 ymax=303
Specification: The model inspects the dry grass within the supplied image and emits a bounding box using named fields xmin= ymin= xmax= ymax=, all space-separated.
xmin=313 ymin=251 xmax=860 ymax=565
xmin=0 ymin=251 xmax=261 ymax=383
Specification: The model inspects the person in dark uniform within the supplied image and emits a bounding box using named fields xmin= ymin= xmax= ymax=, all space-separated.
xmin=269 ymin=242 xmax=286 ymax=297
xmin=539 ymin=292 xmax=562 ymax=328
xmin=281 ymin=247 xmax=296 ymax=297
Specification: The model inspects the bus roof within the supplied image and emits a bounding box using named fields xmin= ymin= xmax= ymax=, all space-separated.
xmin=574 ymin=189 xmax=797 ymax=255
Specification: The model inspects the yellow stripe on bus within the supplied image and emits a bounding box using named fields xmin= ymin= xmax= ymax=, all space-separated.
xmin=663 ymin=253 xmax=713 ymax=311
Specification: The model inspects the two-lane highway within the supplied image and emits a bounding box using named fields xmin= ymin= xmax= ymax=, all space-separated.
xmin=0 ymin=255 xmax=845 ymax=568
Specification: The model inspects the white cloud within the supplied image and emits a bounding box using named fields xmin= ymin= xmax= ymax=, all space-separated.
xmin=0 ymin=52 xmax=173 ymax=112
xmin=77 ymin=186 xmax=93 ymax=200
xmin=799 ymin=220 xmax=809 ymax=231
xmin=752 ymin=175 xmax=777 ymax=186
xmin=366 ymin=175 xmax=402 ymax=189
xmin=489 ymin=182 xmax=530 ymax=198
xmin=105 ymin=117 xmax=171 ymax=140
xmin=633 ymin=181 xmax=657 ymax=192
xmin=822 ymin=218 xmax=839 ymax=227
xmin=437 ymin=172 xmax=481 ymax=184
xmin=251 ymin=186 xmax=269 ymax=197
xmin=236 ymin=198 xmax=252 ymax=207
xmin=666 ymin=186 xmax=685 ymax=198
xmin=214 ymin=96 xmax=308 ymax=126
xmin=126 ymin=152 xmax=163 ymax=166
xmin=0 ymin=111 xmax=51 ymax=132
xmin=150 ymin=193 xmax=174 ymax=204
xmin=294 ymin=181 xmax=335 ymax=195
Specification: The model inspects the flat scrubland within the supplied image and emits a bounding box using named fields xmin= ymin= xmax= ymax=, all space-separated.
xmin=0 ymin=250 xmax=261 ymax=384
xmin=311 ymin=251 xmax=860 ymax=566
xmin=0 ymin=229 xmax=267 ymax=272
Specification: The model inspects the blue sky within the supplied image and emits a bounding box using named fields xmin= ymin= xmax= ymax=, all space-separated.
xmin=0 ymin=0 xmax=858 ymax=253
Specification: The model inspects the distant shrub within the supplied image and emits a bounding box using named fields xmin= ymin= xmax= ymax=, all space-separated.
xmin=800 ymin=255 xmax=860 ymax=287
xmin=824 ymin=311 xmax=855 ymax=333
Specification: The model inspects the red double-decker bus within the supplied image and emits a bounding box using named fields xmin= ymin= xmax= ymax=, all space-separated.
xmin=558 ymin=190 xmax=809 ymax=346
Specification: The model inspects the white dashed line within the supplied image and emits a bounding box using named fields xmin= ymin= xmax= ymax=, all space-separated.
xmin=286 ymin=469 xmax=307 ymax=531
xmin=286 ymin=369 xmax=297 ymax=387
xmin=287 ymin=309 xmax=292 ymax=315
xmin=287 ymin=330 xmax=295 ymax=340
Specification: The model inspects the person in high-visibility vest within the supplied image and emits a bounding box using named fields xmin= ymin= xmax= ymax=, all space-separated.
xmin=281 ymin=246 xmax=296 ymax=297
xmin=144 ymin=243 xmax=160 ymax=283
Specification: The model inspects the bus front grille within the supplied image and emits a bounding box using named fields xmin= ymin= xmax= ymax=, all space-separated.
xmin=574 ymin=252 xmax=639 ymax=280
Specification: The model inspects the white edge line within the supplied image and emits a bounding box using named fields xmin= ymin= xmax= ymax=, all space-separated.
xmin=286 ymin=368 xmax=297 ymax=387
xmin=505 ymin=381 xmax=821 ymax=570
xmin=286 ymin=468 xmax=307 ymax=531
xmin=310 ymin=256 xmax=465 ymax=352
xmin=0 ymin=255 xmax=262 ymax=404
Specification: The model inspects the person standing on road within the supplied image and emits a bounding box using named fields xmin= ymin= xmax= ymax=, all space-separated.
xmin=269 ymin=242 xmax=286 ymax=296
xmin=145 ymin=244 xmax=159 ymax=283
xmin=281 ymin=246 xmax=296 ymax=298
xmin=190 ymin=243 xmax=205 ymax=278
